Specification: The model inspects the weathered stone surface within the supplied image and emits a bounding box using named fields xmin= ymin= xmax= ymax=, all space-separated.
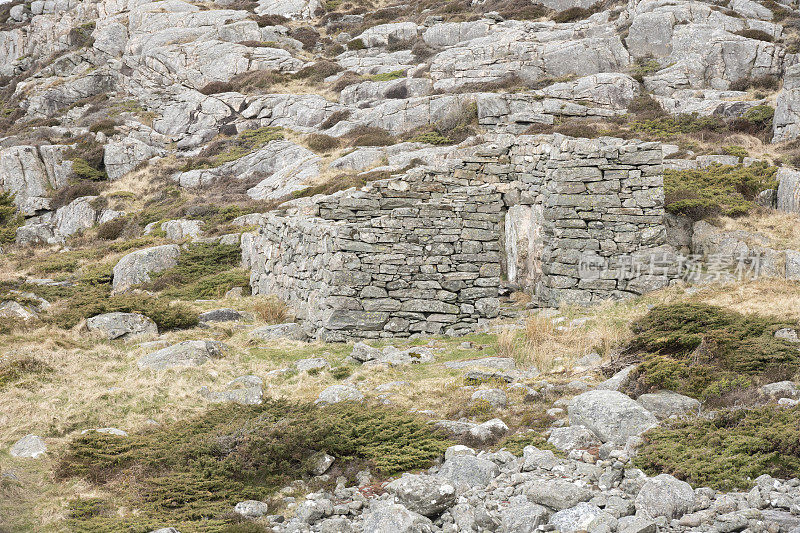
xmin=249 ymin=323 xmax=305 ymax=341
xmin=525 ymin=479 xmax=593 ymax=511
xmin=112 ymin=245 xmax=181 ymax=293
xmin=361 ymin=501 xmax=435 ymax=533
xmin=635 ymin=474 xmax=695 ymax=520
xmin=549 ymin=502 xmax=606 ymax=532
xmin=198 ymin=309 xmax=251 ymax=323
xmin=137 ymin=340 xmax=227 ymax=371
xmin=470 ymin=388 xmax=507 ymax=409
xmin=777 ymin=168 xmax=800 ymax=214
xmin=234 ymin=500 xmax=269 ymax=518
xmin=547 ymin=425 xmax=601 ymax=452
xmin=386 ymin=474 xmax=456 ymax=517
xmin=315 ymin=385 xmax=364 ymax=404
xmin=10 ymin=434 xmax=47 ymax=458
xmin=104 ymin=137 xmax=163 ymax=181
xmin=87 ymin=312 xmax=158 ymax=340
xmin=438 ymin=455 xmax=500 ymax=491
xmin=568 ymin=390 xmax=658 ymax=443
xmin=636 ymin=391 xmax=701 ymax=419
xmin=200 ymin=375 xmax=263 ymax=405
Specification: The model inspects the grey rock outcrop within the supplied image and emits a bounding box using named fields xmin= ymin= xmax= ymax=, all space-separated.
xmin=315 ymin=385 xmax=364 ymax=404
xmin=568 ymin=390 xmax=658 ymax=443
xmin=636 ymin=391 xmax=701 ymax=419
xmin=87 ymin=312 xmax=158 ymax=340
xmin=137 ymin=340 xmax=227 ymax=371
xmin=10 ymin=434 xmax=47 ymax=458
xmin=361 ymin=501 xmax=435 ymax=533
xmin=386 ymin=474 xmax=456 ymax=517
xmin=112 ymin=244 xmax=181 ymax=293
xmin=635 ymin=474 xmax=695 ymax=520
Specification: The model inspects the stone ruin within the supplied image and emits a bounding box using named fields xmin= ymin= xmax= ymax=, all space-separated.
xmin=244 ymin=134 xmax=680 ymax=341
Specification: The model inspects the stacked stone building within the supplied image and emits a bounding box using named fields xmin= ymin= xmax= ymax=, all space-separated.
xmin=245 ymin=134 xmax=678 ymax=341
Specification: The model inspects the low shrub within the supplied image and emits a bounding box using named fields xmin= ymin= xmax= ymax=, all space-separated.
xmin=142 ymin=242 xmax=244 ymax=298
xmin=250 ymin=14 xmax=289 ymax=27
xmin=552 ymin=5 xmax=600 ymax=22
xmin=58 ymin=401 xmax=452 ymax=530
xmin=347 ymin=38 xmax=366 ymax=50
xmin=729 ymin=104 xmax=774 ymax=136
xmin=290 ymin=26 xmax=319 ymax=50
xmin=251 ymin=297 xmax=290 ymax=324
xmin=63 ymin=136 xmax=107 ymax=181
xmin=629 ymin=57 xmax=662 ymax=83
xmin=96 ymin=216 xmax=128 ymax=241
xmin=663 ymin=161 xmax=778 ymax=220
xmin=88 ymin=119 xmax=118 ymax=136
xmin=295 ymin=60 xmax=343 ymax=82
xmin=624 ymin=303 xmax=799 ymax=402
xmin=408 ymin=131 xmax=453 ymax=145
xmin=495 ymin=0 xmax=549 ymax=20
xmin=332 ymin=71 xmax=364 ymax=92
xmin=227 ymin=70 xmax=286 ymax=94
xmin=199 ymin=80 xmax=234 ymax=95
xmin=636 ymin=406 xmax=800 ymax=490
xmin=0 ymin=189 xmax=21 ymax=244
xmin=306 ymin=133 xmax=340 ymax=152
xmin=735 ymin=29 xmax=774 ymax=42
xmin=348 ymin=126 xmax=397 ymax=146
xmin=729 ymin=75 xmax=780 ymax=92
xmin=630 ymin=113 xmax=727 ymax=137
xmin=50 ymin=182 xmax=101 ymax=210
xmin=321 ymin=110 xmax=352 ymax=130
xmin=48 ymin=285 xmax=198 ymax=331
xmin=186 ymin=127 xmax=284 ymax=170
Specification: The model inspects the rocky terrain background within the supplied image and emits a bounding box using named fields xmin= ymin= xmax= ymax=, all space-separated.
xmin=1 ymin=0 xmax=800 ymax=531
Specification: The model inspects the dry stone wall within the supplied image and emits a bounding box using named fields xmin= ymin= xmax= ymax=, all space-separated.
xmin=247 ymin=135 xmax=678 ymax=340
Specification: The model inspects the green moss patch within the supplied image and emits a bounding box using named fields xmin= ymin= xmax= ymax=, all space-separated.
xmin=636 ymin=406 xmax=800 ymax=491
xmin=664 ymin=162 xmax=778 ymax=220
xmin=625 ymin=303 xmax=799 ymax=402
xmin=58 ymin=400 xmax=452 ymax=531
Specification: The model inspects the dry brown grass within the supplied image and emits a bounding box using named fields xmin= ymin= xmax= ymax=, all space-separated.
xmin=716 ymin=210 xmax=800 ymax=250
xmin=250 ymin=296 xmax=291 ymax=324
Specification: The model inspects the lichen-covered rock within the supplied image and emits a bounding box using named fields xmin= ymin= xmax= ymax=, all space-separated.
xmin=234 ymin=500 xmax=269 ymax=518
xmin=777 ymin=167 xmax=800 ymax=214
xmin=568 ymin=390 xmax=658 ymax=443
xmin=137 ymin=340 xmax=227 ymax=371
xmin=386 ymin=474 xmax=456 ymax=517
xmin=104 ymin=137 xmax=163 ymax=180
xmin=87 ymin=312 xmax=158 ymax=340
xmin=249 ymin=323 xmax=305 ymax=341
xmin=112 ymin=244 xmax=181 ymax=293
xmin=636 ymin=391 xmax=701 ymax=419
xmin=361 ymin=501 xmax=436 ymax=533
xmin=10 ymin=434 xmax=47 ymax=458
xmin=524 ymin=479 xmax=593 ymax=511
xmin=547 ymin=425 xmax=601 ymax=452
xmin=315 ymin=385 xmax=364 ymax=404
xmin=635 ymin=474 xmax=695 ymax=520
xmin=437 ymin=455 xmax=500 ymax=491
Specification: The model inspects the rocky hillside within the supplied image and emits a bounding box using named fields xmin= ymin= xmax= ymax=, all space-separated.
xmin=2 ymin=0 xmax=800 ymax=531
